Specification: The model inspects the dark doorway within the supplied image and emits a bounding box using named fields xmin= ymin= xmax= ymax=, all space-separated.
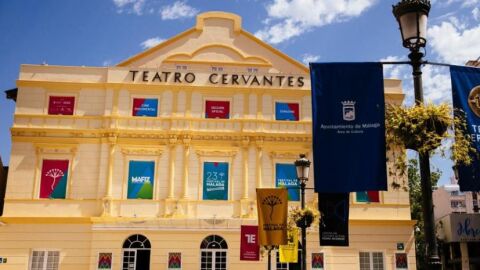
xmin=122 ymin=234 xmax=151 ymax=270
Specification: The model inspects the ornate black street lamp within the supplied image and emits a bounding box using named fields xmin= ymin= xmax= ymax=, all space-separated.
xmin=294 ymin=154 xmax=311 ymax=270
xmin=392 ymin=0 xmax=441 ymax=268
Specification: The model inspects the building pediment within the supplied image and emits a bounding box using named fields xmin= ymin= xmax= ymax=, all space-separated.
xmin=117 ymin=12 xmax=308 ymax=74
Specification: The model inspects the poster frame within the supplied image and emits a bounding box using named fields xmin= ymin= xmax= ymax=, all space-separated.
xmin=201 ymin=160 xmax=230 ymax=200
xmin=46 ymin=93 xmax=77 ymax=115
xmin=123 ymin=158 xmax=158 ymax=200
xmin=131 ymin=95 xmax=160 ymax=117
xmin=203 ymin=97 xmax=232 ymax=119
xmin=274 ymin=100 xmax=300 ymax=121
xmin=274 ymin=163 xmax=300 ymax=201
xmin=36 ymin=152 xmax=74 ymax=199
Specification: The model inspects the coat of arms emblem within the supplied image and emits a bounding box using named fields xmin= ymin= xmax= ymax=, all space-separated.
xmin=468 ymin=86 xmax=480 ymax=118
xmin=341 ymin=101 xmax=356 ymax=121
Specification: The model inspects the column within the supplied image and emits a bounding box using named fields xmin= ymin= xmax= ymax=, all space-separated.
xmin=102 ymin=136 xmax=116 ymax=217
xmin=256 ymin=138 xmax=264 ymax=188
xmin=182 ymin=136 xmax=191 ymax=199
xmin=168 ymin=144 xmax=176 ymax=199
xmin=242 ymin=139 xmax=249 ymax=199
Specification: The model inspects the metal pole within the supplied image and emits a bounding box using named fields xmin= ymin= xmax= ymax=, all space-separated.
xmin=301 ymin=180 xmax=307 ymax=270
xmin=409 ymin=50 xmax=442 ymax=269
xmin=268 ymin=247 xmax=272 ymax=270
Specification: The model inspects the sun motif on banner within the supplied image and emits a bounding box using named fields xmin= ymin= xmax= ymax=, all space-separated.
xmin=468 ymin=86 xmax=480 ymax=117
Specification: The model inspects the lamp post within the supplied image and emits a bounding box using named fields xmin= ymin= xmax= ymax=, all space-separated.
xmin=392 ymin=0 xmax=441 ymax=268
xmin=295 ymin=154 xmax=311 ymax=270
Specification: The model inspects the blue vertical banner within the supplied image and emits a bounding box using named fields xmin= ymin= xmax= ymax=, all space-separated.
xmin=203 ymin=162 xmax=229 ymax=200
xmin=275 ymin=163 xmax=299 ymax=201
xmin=127 ymin=161 xmax=155 ymax=199
xmin=450 ymin=65 xmax=480 ymax=191
xmin=310 ymin=63 xmax=387 ymax=193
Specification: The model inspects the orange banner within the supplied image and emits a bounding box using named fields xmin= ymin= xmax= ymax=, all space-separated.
xmin=256 ymin=188 xmax=288 ymax=246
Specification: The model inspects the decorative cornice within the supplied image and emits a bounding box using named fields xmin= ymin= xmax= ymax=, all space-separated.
xmin=35 ymin=143 xmax=77 ymax=154
xmin=269 ymin=150 xmax=307 ymax=159
xmin=121 ymin=146 xmax=164 ymax=156
xmin=195 ymin=149 xmax=238 ymax=157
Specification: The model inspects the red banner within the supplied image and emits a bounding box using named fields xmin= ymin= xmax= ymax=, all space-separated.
xmin=48 ymin=96 xmax=75 ymax=115
xmin=205 ymin=100 xmax=230 ymax=119
xmin=240 ymin=225 xmax=259 ymax=261
xmin=40 ymin=160 xmax=69 ymax=199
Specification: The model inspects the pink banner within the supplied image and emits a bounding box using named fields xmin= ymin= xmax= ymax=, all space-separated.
xmin=205 ymin=100 xmax=230 ymax=119
xmin=40 ymin=160 xmax=69 ymax=199
xmin=240 ymin=225 xmax=259 ymax=261
xmin=48 ymin=96 xmax=75 ymax=115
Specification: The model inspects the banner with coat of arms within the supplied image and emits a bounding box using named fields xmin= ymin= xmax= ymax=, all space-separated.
xmin=310 ymin=63 xmax=387 ymax=193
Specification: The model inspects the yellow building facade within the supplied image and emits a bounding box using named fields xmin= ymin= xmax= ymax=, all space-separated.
xmin=0 ymin=12 xmax=415 ymax=270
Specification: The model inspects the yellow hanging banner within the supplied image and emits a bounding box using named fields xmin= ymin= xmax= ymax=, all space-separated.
xmin=256 ymin=188 xmax=288 ymax=246
xmin=279 ymin=227 xmax=299 ymax=263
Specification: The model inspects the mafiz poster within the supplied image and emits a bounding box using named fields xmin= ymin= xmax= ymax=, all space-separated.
xmin=127 ymin=161 xmax=155 ymax=199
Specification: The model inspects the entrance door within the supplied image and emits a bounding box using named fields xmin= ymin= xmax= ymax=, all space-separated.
xmin=200 ymin=235 xmax=228 ymax=270
xmin=122 ymin=234 xmax=151 ymax=270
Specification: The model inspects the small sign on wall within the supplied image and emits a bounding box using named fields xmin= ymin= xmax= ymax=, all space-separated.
xmin=132 ymin=98 xmax=158 ymax=117
xmin=48 ymin=96 xmax=75 ymax=115
xmin=205 ymin=100 xmax=230 ymax=119
xmin=168 ymin=252 xmax=181 ymax=269
xmin=0 ymin=257 xmax=6 ymax=264
xmin=275 ymin=102 xmax=299 ymax=121
xmin=97 ymin=253 xmax=112 ymax=270
xmin=395 ymin=253 xmax=408 ymax=270
xmin=311 ymin=253 xmax=324 ymax=270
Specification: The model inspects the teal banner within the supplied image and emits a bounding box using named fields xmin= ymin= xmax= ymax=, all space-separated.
xmin=203 ymin=162 xmax=229 ymax=200
xmin=275 ymin=163 xmax=299 ymax=201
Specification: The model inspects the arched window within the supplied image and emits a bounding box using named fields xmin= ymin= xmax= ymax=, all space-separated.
xmin=200 ymin=235 xmax=228 ymax=270
xmin=122 ymin=234 xmax=151 ymax=270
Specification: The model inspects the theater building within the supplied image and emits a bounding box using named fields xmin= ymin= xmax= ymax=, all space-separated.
xmin=0 ymin=12 xmax=415 ymax=270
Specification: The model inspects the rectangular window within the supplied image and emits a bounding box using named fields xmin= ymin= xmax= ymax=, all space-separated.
xmin=311 ymin=253 xmax=324 ymax=270
xmin=132 ymin=98 xmax=158 ymax=117
xmin=359 ymin=252 xmax=384 ymax=270
xmin=127 ymin=161 xmax=155 ymax=199
xmin=356 ymin=191 xmax=380 ymax=203
xmin=203 ymin=162 xmax=229 ymax=200
xmin=97 ymin=253 xmax=112 ymax=270
xmin=275 ymin=102 xmax=299 ymax=121
xmin=275 ymin=163 xmax=299 ymax=201
xmin=40 ymin=160 xmax=69 ymax=199
xmin=48 ymin=96 xmax=74 ymax=115
xmin=30 ymin=251 xmax=59 ymax=270
xmin=205 ymin=100 xmax=230 ymax=119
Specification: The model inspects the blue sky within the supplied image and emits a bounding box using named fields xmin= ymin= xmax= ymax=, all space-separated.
xmin=0 ymin=0 xmax=479 ymax=185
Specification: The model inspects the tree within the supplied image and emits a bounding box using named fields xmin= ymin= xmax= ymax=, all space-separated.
xmin=262 ymin=195 xmax=282 ymax=220
xmin=407 ymin=158 xmax=441 ymax=270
